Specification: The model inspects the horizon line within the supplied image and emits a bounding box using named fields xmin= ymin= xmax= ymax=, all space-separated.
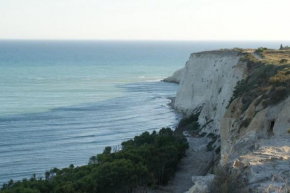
xmin=0 ymin=39 xmax=290 ymax=42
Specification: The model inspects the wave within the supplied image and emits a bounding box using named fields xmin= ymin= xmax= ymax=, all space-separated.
xmin=0 ymin=81 xmax=182 ymax=184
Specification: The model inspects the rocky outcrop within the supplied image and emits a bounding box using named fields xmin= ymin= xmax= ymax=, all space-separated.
xmin=173 ymin=50 xmax=247 ymax=135
xmin=163 ymin=68 xmax=184 ymax=84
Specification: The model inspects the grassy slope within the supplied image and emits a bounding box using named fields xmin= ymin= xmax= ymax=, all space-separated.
xmin=229 ymin=48 xmax=290 ymax=112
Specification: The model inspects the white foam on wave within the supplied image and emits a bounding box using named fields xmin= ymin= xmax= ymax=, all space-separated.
xmin=145 ymin=79 xmax=163 ymax=82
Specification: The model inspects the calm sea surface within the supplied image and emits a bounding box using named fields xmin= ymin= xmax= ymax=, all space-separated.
xmin=0 ymin=41 xmax=288 ymax=184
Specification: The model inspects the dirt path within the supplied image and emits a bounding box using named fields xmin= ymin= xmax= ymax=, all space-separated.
xmin=148 ymin=137 xmax=214 ymax=193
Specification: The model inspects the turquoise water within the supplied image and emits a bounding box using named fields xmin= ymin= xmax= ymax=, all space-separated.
xmin=0 ymin=41 xmax=189 ymax=116
xmin=0 ymin=41 xmax=289 ymax=184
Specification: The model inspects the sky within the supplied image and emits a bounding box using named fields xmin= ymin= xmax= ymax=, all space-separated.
xmin=1 ymin=0 xmax=290 ymax=40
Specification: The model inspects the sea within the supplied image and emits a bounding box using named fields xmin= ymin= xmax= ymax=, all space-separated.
xmin=0 ymin=40 xmax=288 ymax=185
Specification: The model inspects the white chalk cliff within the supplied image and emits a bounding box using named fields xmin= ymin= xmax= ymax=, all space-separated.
xmin=172 ymin=50 xmax=247 ymax=135
xmin=167 ymin=49 xmax=290 ymax=192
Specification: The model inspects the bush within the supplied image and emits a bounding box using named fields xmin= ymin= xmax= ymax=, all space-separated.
xmin=269 ymin=68 xmax=290 ymax=86
xmin=178 ymin=113 xmax=199 ymax=128
xmin=185 ymin=122 xmax=200 ymax=131
xmin=255 ymin=47 xmax=267 ymax=58
xmin=279 ymin=59 xmax=288 ymax=64
xmin=210 ymin=166 xmax=248 ymax=193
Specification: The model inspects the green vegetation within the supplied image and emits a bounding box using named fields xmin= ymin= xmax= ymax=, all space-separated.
xmin=227 ymin=48 xmax=290 ymax=111
xmin=174 ymin=112 xmax=200 ymax=136
xmin=210 ymin=166 xmax=248 ymax=193
xmin=279 ymin=59 xmax=288 ymax=64
xmin=1 ymin=128 xmax=188 ymax=193
xmin=280 ymin=44 xmax=290 ymax=50
xmin=178 ymin=113 xmax=199 ymax=128
xmin=255 ymin=47 xmax=268 ymax=58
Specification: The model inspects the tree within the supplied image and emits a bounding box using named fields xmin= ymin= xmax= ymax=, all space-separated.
xmin=45 ymin=171 xmax=50 ymax=180
xmin=7 ymin=180 xmax=14 ymax=188
xmin=88 ymin=155 xmax=97 ymax=164
xmin=1 ymin=129 xmax=188 ymax=193
xmin=69 ymin=164 xmax=74 ymax=170
xmin=54 ymin=182 xmax=75 ymax=193
xmin=103 ymin=146 xmax=112 ymax=154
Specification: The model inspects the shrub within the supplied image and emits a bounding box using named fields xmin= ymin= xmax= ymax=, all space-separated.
xmin=210 ymin=166 xmax=248 ymax=193
xmin=256 ymin=47 xmax=267 ymax=58
xmin=178 ymin=113 xmax=199 ymax=128
xmin=185 ymin=122 xmax=200 ymax=131
xmin=269 ymin=68 xmax=290 ymax=86
xmin=279 ymin=59 xmax=288 ymax=64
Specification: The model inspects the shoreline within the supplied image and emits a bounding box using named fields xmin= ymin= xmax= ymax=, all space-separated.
xmin=167 ymin=97 xmax=176 ymax=108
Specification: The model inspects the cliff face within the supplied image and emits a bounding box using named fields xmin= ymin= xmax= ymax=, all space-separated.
xmin=221 ymin=95 xmax=290 ymax=164
xmin=167 ymin=49 xmax=290 ymax=192
xmin=173 ymin=50 xmax=247 ymax=135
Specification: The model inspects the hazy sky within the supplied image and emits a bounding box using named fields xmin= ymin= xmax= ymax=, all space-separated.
xmin=1 ymin=0 xmax=290 ymax=40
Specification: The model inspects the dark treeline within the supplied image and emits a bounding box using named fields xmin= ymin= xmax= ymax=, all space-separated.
xmin=1 ymin=128 xmax=188 ymax=193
